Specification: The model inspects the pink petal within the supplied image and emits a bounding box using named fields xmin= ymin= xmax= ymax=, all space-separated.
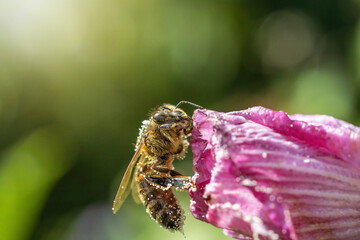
xmin=189 ymin=107 xmax=360 ymax=240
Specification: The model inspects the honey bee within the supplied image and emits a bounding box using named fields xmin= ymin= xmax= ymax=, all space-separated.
xmin=112 ymin=101 xmax=203 ymax=232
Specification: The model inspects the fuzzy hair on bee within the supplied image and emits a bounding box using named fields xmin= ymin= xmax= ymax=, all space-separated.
xmin=112 ymin=101 xmax=203 ymax=232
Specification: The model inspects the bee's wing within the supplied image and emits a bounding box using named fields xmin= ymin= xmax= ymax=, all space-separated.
xmin=112 ymin=143 xmax=144 ymax=214
xmin=131 ymin=164 xmax=142 ymax=204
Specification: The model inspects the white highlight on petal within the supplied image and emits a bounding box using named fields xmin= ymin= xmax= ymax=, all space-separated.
xmin=241 ymin=179 xmax=257 ymax=186
xmin=209 ymin=201 xmax=280 ymax=240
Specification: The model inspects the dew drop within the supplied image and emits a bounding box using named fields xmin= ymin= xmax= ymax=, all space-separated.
xmin=242 ymin=179 xmax=257 ymax=186
xmin=269 ymin=195 xmax=276 ymax=201
xmin=243 ymin=215 xmax=251 ymax=222
xmin=232 ymin=204 xmax=240 ymax=210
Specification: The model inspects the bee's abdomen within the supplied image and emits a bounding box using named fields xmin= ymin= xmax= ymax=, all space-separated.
xmin=138 ymin=177 xmax=185 ymax=232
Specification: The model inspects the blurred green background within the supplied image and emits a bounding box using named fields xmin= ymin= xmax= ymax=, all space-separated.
xmin=0 ymin=0 xmax=359 ymax=239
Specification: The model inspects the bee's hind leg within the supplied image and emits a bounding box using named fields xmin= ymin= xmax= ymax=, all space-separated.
xmin=170 ymin=170 xmax=193 ymax=190
xmin=140 ymin=164 xmax=172 ymax=190
xmin=140 ymin=165 xmax=194 ymax=191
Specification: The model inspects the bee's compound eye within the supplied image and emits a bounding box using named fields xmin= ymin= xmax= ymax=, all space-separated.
xmin=174 ymin=110 xmax=183 ymax=115
xmin=154 ymin=113 xmax=166 ymax=121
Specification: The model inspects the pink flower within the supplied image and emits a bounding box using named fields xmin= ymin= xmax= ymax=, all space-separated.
xmin=189 ymin=107 xmax=360 ymax=240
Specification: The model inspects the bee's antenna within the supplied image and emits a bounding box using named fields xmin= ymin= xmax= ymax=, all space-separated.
xmin=175 ymin=101 xmax=204 ymax=109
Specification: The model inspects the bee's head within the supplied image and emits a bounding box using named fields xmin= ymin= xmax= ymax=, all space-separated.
xmin=152 ymin=104 xmax=192 ymax=133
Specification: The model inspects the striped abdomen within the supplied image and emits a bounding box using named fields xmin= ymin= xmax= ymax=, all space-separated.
xmin=138 ymin=176 xmax=185 ymax=232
